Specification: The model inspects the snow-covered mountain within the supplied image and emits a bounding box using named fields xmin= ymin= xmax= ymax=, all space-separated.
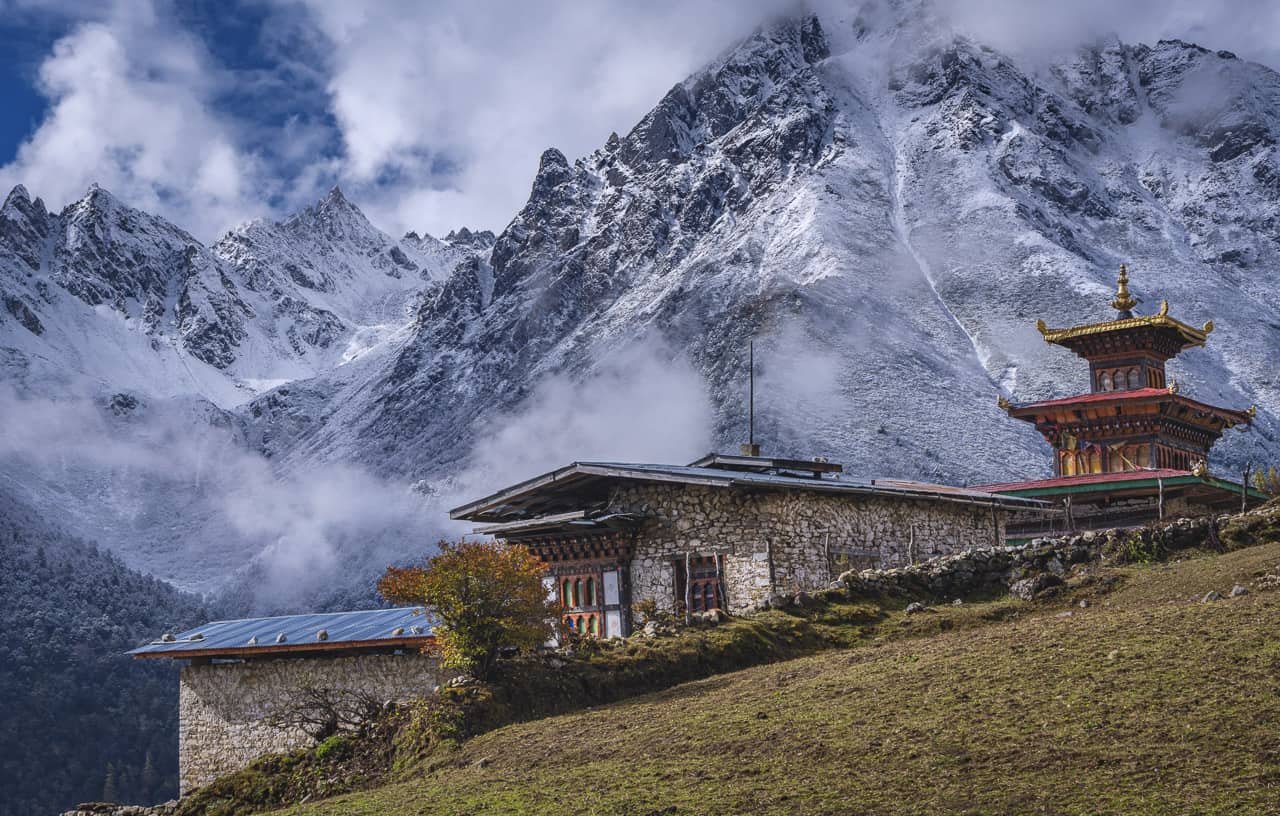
xmin=0 ymin=184 xmax=473 ymax=594
xmin=3 ymin=0 xmax=1280 ymax=602
xmin=247 ymin=8 xmax=1280 ymax=490
xmin=0 ymin=183 xmax=467 ymax=405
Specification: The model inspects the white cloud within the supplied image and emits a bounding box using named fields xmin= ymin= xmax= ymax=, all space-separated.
xmin=942 ymin=0 xmax=1280 ymax=68
xmin=4 ymin=0 xmax=1279 ymax=244
xmin=297 ymin=0 xmax=794 ymax=238
xmin=455 ymin=338 xmax=715 ymax=494
xmin=0 ymin=0 xmax=267 ymax=240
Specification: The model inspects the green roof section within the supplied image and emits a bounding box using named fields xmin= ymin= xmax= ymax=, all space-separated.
xmin=992 ymin=473 xmax=1267 ymax=502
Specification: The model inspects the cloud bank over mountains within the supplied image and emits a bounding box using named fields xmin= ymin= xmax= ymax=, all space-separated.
xmin=4 ymin=0 xmax=1278 ymax=242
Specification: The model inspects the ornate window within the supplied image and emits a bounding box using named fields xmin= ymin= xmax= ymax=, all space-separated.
xmin=1099 ymin=371 xmax=1113 ymax=391
xmin=1127 ymin=368 xmax=1141 ymax=390
xmin=557 ymin=571 xmax=605 ymax=638
xmin=675 ymin=555 xmax=724 ymax=614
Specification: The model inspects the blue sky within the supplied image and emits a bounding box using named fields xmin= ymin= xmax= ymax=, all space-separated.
xmin=0 ymin=0 xmax=1275 ymax=242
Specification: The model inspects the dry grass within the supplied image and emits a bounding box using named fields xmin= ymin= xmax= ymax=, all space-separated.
xmin=272 ymin=542 xmax=1280 ymax=816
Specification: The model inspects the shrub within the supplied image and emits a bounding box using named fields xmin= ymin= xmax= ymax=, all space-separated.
xmin=378 ymin=540 xmax=560 ymax=680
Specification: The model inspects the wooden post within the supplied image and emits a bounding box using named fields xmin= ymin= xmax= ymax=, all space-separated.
xmin=823 ymin=531 xmax=831 ymax=581
xmin=765 ymin=538 xmax=776 ymax=595
xmin=1064 ymin=496 xmax=1074 ymax=532
xmin=1243 ymin=463 xmax=1253 ymax=512
xmin=908 ymin=525 xmax=916 ymax=565
xmin=684 ymin=551 xmax=692 ymax=625
xmin=714 ymin=552 xmax=724 ymax=611
xmin=990 ymin=503 xmax=1000 ymax=547
xmin=1157 ymin=477 xmax=1164 ymax=520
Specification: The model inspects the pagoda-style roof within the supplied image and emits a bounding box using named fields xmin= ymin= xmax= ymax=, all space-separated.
xmin=1034 ymin=265 xmax=1213 ymax=360
xmin=1003 ymin=387 xmax=1255 ymax=430
xmin=1035 ymin=308 xmax=1212 ymax=354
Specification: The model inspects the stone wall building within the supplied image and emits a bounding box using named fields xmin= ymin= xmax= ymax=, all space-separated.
xmin=130 ymin=608 xmax=447 ymax=793
xmin=451 ymin=452 xmax=1042 ymax=633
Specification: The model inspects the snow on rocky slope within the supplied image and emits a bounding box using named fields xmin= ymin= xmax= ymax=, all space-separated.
xmin=252 ymin=6 xmax=1280 ymax=497
xmin=0 ymin=184 xmax=470 ymax=592
xmin=3 ymin=0 xmax=1279 ymax=600
xmin=0 ymin=183 xmax=466 ymax=405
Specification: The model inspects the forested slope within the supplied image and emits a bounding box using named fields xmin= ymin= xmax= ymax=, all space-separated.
xmin=0 ymin=489 xmax=208 ymax=816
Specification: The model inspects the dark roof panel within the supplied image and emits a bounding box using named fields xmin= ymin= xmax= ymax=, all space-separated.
xmin=450 ymin=459 xmax=1046 ymax=522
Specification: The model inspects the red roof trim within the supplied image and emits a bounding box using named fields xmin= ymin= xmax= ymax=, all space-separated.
xmin=974 ymin=468 xmax=1191 ymax=493
xmin=1008 ymin=388 xmax=1250 ymax=420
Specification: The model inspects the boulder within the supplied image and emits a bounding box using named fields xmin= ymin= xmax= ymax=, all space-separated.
xmin=693 ymin=608 xmax=728 ymax=624
xmin=905 ymin=601 xmax=928 ymax=614
xmin=1201 ymin=590 xmax=1222 ymax=603
xmin=1230 ymin=584 xmax=1249 ymax=597
xmin=766 ymin=592 xmax=790 ymax=609
xmin=1009 ymin=573 xmax=1063 ymax=601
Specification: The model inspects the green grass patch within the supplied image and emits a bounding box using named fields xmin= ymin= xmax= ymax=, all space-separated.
xmin=272 ymin=540 xmax=1280 ymax=816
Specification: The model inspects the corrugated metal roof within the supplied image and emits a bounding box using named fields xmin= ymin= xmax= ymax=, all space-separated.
xmin=129 ymin=607 xmax=433 ymax=659
xmin=450 ymin=459 xmax=1046 ymax=521
xmin=578 ymin=462 xmax=1042 ymax=506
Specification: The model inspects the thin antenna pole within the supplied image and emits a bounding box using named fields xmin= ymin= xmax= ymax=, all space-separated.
xmin=748 ymin=340 xmax=755 ymax=447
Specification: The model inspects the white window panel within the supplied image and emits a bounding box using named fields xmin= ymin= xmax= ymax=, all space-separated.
xmin=603 ymin=570 xmax=620 ymax=605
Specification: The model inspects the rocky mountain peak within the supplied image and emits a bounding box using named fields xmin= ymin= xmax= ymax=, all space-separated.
xmin=2 ymin=184 xmax=48 ymax=224
xmin=3 ymin=184 xmax=30 ymax=209
xmin=443 ymin=227 xmax=497 ymax=250
xmin=281 ymin=184 xmax=378 ymax=242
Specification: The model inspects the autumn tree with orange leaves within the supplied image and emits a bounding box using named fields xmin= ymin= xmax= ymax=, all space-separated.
xmin=378 ymin=540 xmax=557 ymax=679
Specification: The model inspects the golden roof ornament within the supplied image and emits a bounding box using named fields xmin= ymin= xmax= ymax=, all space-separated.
xmin=1248 ymin=404 xmax=1258 ymax=418
xmin=1167 ymin=379 xmax=1180 ymax=395
xmin=1110 ymin=263 xmax=1139 ymax=316
xmin=1191 ymin=459 xmax=1208 ymax=478
xmin=997 ymin=395 xmax=1011 ymax=410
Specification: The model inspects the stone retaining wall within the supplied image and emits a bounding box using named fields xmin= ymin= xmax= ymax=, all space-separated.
xmin=178 ymin=652 xmax=447 ymax=793
xmin=611 ymin=483 xmax=1008 ymax=614
xmin=836 ymin=512 xmax=1237 ymax=601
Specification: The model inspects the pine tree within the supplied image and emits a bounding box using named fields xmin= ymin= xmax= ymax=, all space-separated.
xmin=141 ymin=751 xmax=158 ymax=800
xmin=102 ymin=763 xmax=118 ymax=803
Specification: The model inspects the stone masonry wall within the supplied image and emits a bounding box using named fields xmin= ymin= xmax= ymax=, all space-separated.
xmin=178 ymin=652 xmax=447 ymax=793
xmin=835 ymin=506 xmax=1280 ymax=602
xmin=610 ymin=484 xmax=1007 ymax=614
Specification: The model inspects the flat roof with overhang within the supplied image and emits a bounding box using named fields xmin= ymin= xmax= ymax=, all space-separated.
xmin=450 ymin=455 xmax=1046 ymax=525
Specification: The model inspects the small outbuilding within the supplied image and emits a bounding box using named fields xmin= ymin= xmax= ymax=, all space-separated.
xmin=130 ymin=607 xmax=446 ymax=793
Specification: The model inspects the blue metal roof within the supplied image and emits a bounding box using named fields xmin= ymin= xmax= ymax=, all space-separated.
xmin=129 ymin=607 xmax=433 ymax=659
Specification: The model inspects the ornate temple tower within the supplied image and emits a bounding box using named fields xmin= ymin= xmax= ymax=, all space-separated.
xmin=1000 ymin=265 xmax=1255 ymax=477
xmin=982 ymin=265 xmax=1264 ymax=537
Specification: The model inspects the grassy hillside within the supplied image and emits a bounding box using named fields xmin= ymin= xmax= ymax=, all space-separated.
xmin=273 ymin=541 xmax=1280 ymax=816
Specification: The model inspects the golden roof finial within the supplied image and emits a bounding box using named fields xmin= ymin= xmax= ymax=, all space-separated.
xmin=1111 ymin=263 xmax=1138 ymax=315
xmin=997 ymin=395 xmax=1011 ymax=410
